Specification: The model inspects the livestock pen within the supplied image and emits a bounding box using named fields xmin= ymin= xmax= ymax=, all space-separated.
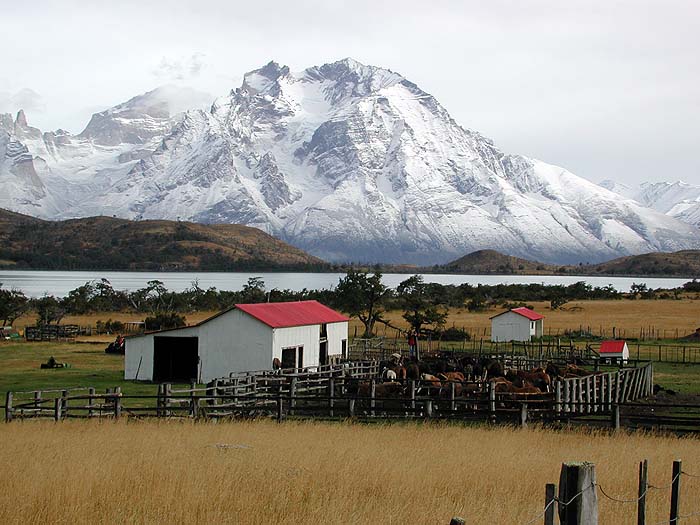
xmin=4 ymin=361 xmax=676 ymax=432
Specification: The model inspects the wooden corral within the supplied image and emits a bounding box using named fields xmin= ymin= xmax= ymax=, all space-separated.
xmin=4 ymin=361 xmax=671 ymax=432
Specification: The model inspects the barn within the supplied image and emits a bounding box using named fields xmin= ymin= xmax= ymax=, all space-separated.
xmin=124 ymin=301 xmax=349 ymax=383
xmin=490 ymin=307 xmax=544 ymax=342
xmin=599 ymin=340 xmax=630 ymax=364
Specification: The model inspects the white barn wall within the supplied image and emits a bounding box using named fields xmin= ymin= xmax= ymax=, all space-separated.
xmin=272 ymin=325 xmax=320 ymax=368
xmin=491 ymin=312 xmax=531 ymax=342
xmin=198 ymin=309 xmax=273 ymax=380
xmin=327 ymin=321 xmax=348 ymax=357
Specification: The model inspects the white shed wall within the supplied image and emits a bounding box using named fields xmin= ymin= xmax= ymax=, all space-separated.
xmin=491 ymin=312 xmax=532 ymax=342
xmin=327 ymin=321 xmax=348 ymax=357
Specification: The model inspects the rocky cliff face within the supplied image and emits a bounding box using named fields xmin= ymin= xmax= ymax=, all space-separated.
xmin=2 ymin=59 xmax=699 ymax=264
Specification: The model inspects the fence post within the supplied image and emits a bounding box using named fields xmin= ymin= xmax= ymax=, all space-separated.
xmin=61 ymin=389 xmax=68 ymax=418
xmin=637 ymin=459 xmax=647 ymax=525
xmin=410 ymin=380 xmax=416 ymax=413
xmin=113 ymin=387 xmax=121 ymax=419
xmin=289 ymin=377 xmax=297 ymax=416
xmin=54 ymin=397 xmax=62 ymax=421
xmin=489 ymin=381 xmax=496 ymax=422
xmin=449 ymin=518 xmax=465 ymax=525
xmin=34 ymin=390 xmax=41 ymax=411
xmin=450 ymin=382 xmax=456 ymax=412
xmin=88 ymin=387 xmax=95 ymax=418
xmin=611 ymin=404 xmax=620 ymax=430
xmin=545 ymin=483 xmax=557 ymax=525
xmin=425 ymin=399 xmax=433 ymax=418
xmin=276 ymin=389 xmax=283 ymax=423
xmin=670 ymin=459 xmax=681 ymax=525
xmin=558 ymin=462 xmax=598 ymax=525
xmin=165 ymin=384 xmax=172 ymax=417
xmin=370 ymin=379 xmax=376 ymax=418
xmin=349 ymin=398 xmax=355 ymax=418
xmin=555 ymin=381 xmax=562 ymax=417
xmin=520 ymin=403 xmax=528 ymax=428
xmin=328 ymin=378 xmax=335 ymax=418
xmin=5 ymin=392 xmax=13 ymax=422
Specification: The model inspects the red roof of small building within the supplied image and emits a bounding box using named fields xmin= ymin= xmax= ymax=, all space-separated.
xmin=235 ymin=300 xmax=349 ymax=328
xmin=599 ymin=340 xmax=628 ymax=354
xmin=490 ymin=307 xmax=544 ymax=321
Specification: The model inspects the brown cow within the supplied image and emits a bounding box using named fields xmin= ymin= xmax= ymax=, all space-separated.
xmin=438 ymin=371 xmax=465 ymax=383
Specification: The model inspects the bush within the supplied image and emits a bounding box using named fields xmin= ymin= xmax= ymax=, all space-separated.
xmin=144 ymin=312 xmax=187 ymax=331
xmin=437 ymin=326 xmax=471 ymax=341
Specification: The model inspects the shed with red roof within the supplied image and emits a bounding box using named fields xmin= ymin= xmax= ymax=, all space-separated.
xmin=490 ymin=307 xmax=545 ymax=342
xmin=125 ymin=301 xmax=349 ymax=382
xmin=599 ymin=340 xmax=629 ymax=364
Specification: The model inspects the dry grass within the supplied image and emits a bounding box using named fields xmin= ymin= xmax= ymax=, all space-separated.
xmin=1 ymin=420 xmax=699 ymax=524
xmin=11 ymin=298 xmax=700 ymax=343
xmin=355 ymin=299 xmax=700 ymax=340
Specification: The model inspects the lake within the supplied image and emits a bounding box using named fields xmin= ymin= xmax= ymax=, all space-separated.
xmin=0 ymin=270 xmax=691 ymax=297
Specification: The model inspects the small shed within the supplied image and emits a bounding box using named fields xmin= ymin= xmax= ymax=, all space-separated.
xmin=599 ymin=340 xmax=629 ymax=364
xmin=125 ymin=300 xmax=349 ymax=383
xmin=490 ymin=307 xmax=544 ymax=342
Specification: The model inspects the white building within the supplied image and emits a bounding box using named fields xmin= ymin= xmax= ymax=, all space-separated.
xmin=490 ymin=307 xmax=544 ymax=342
xmin=125 ymin=300 xmax=349 ymax=383
xmin=599 ymin=340 xmax=630 ymax=364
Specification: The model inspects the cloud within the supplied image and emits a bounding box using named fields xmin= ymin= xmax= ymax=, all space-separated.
xmin=152 ymin=53 xmax=207 ymax=81
xmin=0 ymin=88 xmax=46 ymax=114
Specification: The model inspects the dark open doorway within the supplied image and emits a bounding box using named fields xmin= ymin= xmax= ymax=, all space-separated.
xmin=319 ymin=341 xmax=328 ymax=366
xmin=153 ymin=336 xmax=198 ymax=383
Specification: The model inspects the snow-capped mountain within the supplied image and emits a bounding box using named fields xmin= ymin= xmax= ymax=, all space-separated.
xmin=2 ymin=58 xmax=700 ymax=264
xmin=600 ymin=180 xmax=700 ymax=229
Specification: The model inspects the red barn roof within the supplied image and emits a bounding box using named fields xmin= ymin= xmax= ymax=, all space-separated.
xmin=235 ymin=300 xmax=349 ymax=328
xmin=490 ymin=307 xmax=544 ymax=321
xmin=599 ymin=340 xmax=628 ymax=354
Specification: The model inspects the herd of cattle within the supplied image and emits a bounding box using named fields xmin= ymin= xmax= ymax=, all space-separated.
xmin=347 ymin=355 xmax=596 ymax=400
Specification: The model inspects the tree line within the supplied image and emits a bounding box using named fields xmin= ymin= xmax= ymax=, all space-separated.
xmin=0 ymin=274 xmax=696 ymax=336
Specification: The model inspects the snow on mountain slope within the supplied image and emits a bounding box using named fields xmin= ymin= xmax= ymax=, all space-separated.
xmin=600 ymin=179 xmax=700 ymax=229
xmin=2 ymin=59 xmax=700 ymax=264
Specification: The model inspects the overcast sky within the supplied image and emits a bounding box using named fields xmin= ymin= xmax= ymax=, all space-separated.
xmin=1 ymin=0 xmax=698 ymax=186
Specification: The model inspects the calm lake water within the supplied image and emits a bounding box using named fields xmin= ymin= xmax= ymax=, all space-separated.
xmin=0 ymin=270 xmax=692 ymax=297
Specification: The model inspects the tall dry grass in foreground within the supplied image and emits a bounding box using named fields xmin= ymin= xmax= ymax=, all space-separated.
xmin=1 ymin=420 xmax=699 ymax=524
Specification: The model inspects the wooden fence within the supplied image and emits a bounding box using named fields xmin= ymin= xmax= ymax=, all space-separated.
xmin=5 ymin=363 xmax=676 ymax=433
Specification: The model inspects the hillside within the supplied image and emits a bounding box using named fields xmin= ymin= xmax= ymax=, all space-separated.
xmin=441 ymin=250 xmax=556 ymax=274
xmin=587 ymin=250 xmax=700 ymax=277
xmin=441 ymin=249 xmax=700 ymax=277
xmin=0 ymin=209 xmax=326 ymax=271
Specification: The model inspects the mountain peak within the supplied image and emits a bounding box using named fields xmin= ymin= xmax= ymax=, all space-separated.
xmin=14 ymin=109 xmax=28 ymax=128
xmin=242 ymin=61 xmax=290 ymax=94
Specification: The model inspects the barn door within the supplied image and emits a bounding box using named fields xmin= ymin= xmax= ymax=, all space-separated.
xmin=153 ymin=336 xmax=198 ymax=383
xmin=281 ymin=347 xmax=296 ymax=369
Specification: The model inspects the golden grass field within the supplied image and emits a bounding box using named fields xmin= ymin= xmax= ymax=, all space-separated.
xmin=0 ymin=420 xmax=699 ymax=524
xmin=12 ymin=298 xmax=700 ymax=343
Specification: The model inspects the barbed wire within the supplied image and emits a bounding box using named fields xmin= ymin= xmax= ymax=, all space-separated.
xmin=682 ymin=470 xmax=700 ymax=479
xmin=597 ymin=482 xmax=648 ymax=504
xmin=520 ymin=497 xmax=557 ymax=525
xmin=651 ymin=509 xmax=700 ymax=525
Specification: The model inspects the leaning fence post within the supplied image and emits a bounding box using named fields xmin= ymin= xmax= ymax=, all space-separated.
xmin=670 ymin=459 xmax=682 ymax=525
xmin=5 ymin=392 xmax=13 ymax=422
xmin=558 ymin=462 xmax=598 ymax=525
xmin=637 ymin=459 xmax=647 ymax=525
xmin=545 ymin=483 xmax=556 ymax=525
